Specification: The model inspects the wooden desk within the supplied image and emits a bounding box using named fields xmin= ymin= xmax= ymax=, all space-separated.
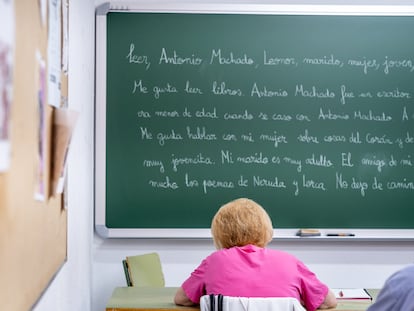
xmin=106 ymin=287 xmax=379 ymax=311
xmin=106 ymin=287 xmax=195 ymax=311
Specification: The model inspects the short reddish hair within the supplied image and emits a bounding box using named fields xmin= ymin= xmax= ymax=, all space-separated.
xmin=211 ymin=198 xmax=273 ymax=249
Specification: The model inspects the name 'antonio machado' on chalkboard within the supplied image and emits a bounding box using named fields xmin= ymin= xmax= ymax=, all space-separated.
xmin=127 ymin=44 xmax=414 ymax=75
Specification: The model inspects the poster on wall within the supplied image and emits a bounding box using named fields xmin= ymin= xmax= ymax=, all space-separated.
xmin=34 ymin=52 xmax=47 ymax=201
xmin=0 ymin=0 xmax=15 ymax=173
xmin=47 ymin=0 xmax=61 ymax=108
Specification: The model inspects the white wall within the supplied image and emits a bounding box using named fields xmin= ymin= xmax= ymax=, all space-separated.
xmin=33 ymin=1 xmax=414 ymax=311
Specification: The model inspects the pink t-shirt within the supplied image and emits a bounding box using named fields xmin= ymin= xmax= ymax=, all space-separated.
xmin=182 ymin=244 xmax=328 ymax=311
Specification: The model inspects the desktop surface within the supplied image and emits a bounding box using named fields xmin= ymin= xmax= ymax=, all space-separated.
xmin=106 ymin=287 xmax=379 ymax=311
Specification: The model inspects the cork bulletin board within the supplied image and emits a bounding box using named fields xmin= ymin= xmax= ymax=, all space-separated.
xmin=0 ymin=1 xmax=68 ymax=310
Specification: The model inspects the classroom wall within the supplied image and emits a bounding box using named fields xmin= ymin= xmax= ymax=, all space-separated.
xmin=31 ymin=0 xmax=95 ymax=310
xmin=33 ymin=0 xmax=414 ymax=311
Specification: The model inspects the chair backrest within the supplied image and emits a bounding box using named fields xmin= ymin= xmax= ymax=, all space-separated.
xmin=125 ymin=252 xmax=165 ymax=287
xmin=200 ymin=294 xmax=306 ymax=311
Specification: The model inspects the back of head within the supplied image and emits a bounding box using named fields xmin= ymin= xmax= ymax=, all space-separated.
xmin=211 ymin=198 xmax=274 ymax=249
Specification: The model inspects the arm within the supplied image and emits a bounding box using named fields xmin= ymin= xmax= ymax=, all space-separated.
xmin=174 ymin=287 xmax=196 ymax=306
xmin=318 ymin=289 xmax=338 ymax=309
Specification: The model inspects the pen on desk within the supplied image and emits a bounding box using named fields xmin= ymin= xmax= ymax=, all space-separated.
xmin=326 ymin=233 xmax=355 ymax=237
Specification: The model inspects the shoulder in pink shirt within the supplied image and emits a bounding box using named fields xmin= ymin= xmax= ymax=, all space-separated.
xmin=182 ymin=244 xmax=328 ymax=311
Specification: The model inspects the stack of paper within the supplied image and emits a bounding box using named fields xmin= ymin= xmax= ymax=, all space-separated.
xmin=332 ymin=288 xmax=372 ymax=300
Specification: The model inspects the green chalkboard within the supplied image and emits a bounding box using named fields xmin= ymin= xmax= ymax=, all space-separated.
xmin=95 ymin=8 xmax=414 ymax=237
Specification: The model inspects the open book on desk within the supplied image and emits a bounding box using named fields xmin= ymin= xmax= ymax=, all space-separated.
xmin=332 ymin=288 xmax=372 ymax=300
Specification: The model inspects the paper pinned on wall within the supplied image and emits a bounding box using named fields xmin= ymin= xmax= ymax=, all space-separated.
xmin=0 ymin=0 xmax=15 ymax=173
xmin=34 ymin=51 xmax=47 ymax=201
xmin=62 ymin=0 xmax=69 ymax=74
xmin=38 ymin=0 xmax=47 ymax=26
xmin=51 ymin=107 xmax=79 ymax=197
xmin=47 ymin=0 xmax=61 ymax=107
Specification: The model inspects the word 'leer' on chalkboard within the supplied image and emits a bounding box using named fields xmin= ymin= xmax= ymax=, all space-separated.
xmin=95 ymin=5 xmax=414 ymax=238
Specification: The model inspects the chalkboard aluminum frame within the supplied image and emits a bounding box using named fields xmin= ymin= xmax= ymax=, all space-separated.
xmin=95 ymin=2 xmax=414 ymax=239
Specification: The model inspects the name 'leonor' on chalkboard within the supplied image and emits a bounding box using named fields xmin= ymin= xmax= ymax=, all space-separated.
xmin=98 ymin=12 xmax=414 ymax=231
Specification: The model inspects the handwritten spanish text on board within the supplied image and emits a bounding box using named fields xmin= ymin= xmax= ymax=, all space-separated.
xmin=103 ymin=13 xmax=414 ymax=229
